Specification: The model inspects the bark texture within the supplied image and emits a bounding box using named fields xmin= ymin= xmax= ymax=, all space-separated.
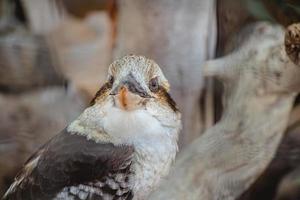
xmin=149 ymin=22 xmax=300 ymax=200
xmin=239 ymin=117 xmax=300 ymax=200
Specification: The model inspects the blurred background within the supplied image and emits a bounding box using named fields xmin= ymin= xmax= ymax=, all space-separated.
xmin=0 ymin=0 xmax=300 ymax=199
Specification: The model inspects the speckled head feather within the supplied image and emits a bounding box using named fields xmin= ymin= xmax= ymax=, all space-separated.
xmin=91 ymin=55 xmax=174 ymax=109
xmin=109 ymin=55 xmax=170 ymax=90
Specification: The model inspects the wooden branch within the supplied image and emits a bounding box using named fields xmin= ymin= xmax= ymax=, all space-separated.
xmin=238 ymin=116 xmax=300 ymax=200
xmin=0 ymin=87 xmax=86 ymax=195
xmin=21 ymin=0 xmax=65 ymax=34
xmin=0 ymin=31 xmax=65 ymax=93
xmin=149 ymin=22 xmax=300 ymax=200
xmin=0 ymin=0 xmax=66 ymax=93
xmin=19 ymin=0 xmax=114 ymax=96
xmin=114 ymin=0 xmax=217 ymax=147
xmin=47 ymin=12 xmax=113 ymax=97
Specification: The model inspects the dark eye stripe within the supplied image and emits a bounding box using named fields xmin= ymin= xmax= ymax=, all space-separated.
xmin=90 ymin=82 xmax=113 ymax=106
xmin=158 ymin=86 xmax=178 ymax=112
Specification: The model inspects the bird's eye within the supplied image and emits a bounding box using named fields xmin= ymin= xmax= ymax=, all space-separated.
xmin=108 ymin=75 xmax=114 ymax=86
xmin=149 ymin=77 xmax=159 ymax=92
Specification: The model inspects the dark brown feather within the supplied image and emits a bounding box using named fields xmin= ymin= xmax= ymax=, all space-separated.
xmin=90 ymin=82 xmax=113 ymax=106
xmin=3 ymin=129 xmax=134 ymax=200
xmin=157 ymin=87 xmax=179 ymax=112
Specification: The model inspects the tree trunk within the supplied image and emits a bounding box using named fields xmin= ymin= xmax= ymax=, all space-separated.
xmin=114 ymin=0 xmax=217 ymax=147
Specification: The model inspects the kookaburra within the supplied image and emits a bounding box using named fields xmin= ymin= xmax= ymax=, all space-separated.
xmin=3 ymin=55 xmax=181 ymax=200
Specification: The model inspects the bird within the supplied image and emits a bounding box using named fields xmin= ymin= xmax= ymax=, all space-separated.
xmin=2 ymin=55 xmax=181 ymax=200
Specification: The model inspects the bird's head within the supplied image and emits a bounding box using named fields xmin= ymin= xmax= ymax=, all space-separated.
xmin=90 ymin=55 xmax=178 ymax=113
xmin=69 ymin=55 xmax=181 ymax=145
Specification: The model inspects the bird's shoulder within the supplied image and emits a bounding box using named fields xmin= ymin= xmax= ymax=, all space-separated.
xmin=3 ymin=128 xmax=134 ymax=200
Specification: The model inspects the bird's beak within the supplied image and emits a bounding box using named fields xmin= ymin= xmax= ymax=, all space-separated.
xmin=110 ymin=73 xmax=151 ymax=110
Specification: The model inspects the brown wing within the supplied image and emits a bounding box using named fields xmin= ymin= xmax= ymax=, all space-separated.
xmin=3 ymin=128 xmax=134 ymax=200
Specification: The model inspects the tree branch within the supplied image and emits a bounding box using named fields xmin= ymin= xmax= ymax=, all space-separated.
xmin=149 ymin=22 xmax=300 ymax=200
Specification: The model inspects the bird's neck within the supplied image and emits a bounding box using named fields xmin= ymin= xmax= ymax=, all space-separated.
xmin=67 ymin=102 xmax=180 ymax=146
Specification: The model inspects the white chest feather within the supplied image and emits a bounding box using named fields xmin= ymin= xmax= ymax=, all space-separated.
xmin=102 ymin=107 xmax=165 ymax=142
xmin=102 ymin=107 xmax=178 ymax=199
xmin=131 ymin=136 xmax=177 ymax=199
xmin=68 ymin=102 xmax=181 ymax=199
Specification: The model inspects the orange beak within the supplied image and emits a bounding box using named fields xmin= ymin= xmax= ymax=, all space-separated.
xmin=119 ymin=86 xmax=128 ymax=109
xmin=114 ymin=85 xmax=147 ymax=111
xmin=111 ymin=74 xmax=152 ymax=110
